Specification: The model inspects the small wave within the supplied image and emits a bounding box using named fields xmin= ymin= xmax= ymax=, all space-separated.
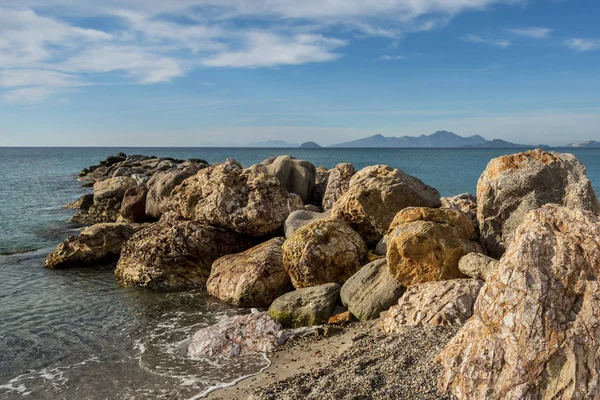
xmin=0 ymin=247 xmax=40 ymax=256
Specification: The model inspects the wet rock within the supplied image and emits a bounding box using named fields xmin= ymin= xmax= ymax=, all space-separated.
xmin=169 ymin=159 xmax=304 ymax=237
xmin=331 ymin=165 xmax=441 ymax=245
xmin=188 ymin=310 xmax=283 ymax=358
xmin=458 ymin=252 xmax=499 ymax=281
xmin=438 ymin=205 xmax=600 ymax=400
xmin=477 ymin=149 xmax=600 ymax=258
xmin=386 ymin=207 xmax=483 ymax=287
xmin=282 ymin=219 xmax=367 ymax=288
xmin=45 ymin=223 xmax=144 ymax=269
xmin=322 ymin=163 xmax=356 ymax=210
xmin=262 ymin=156 xmax=317 ymax=204
xmin=340 ymin=259 xmax=405 ymax=321
xmin=268 ymin=283 xmax=341 ymax=328
xmin=145 ymin=166 xmax=199 ymax=219
xmin=207 ymin=237 xmax=293 ymax=307
xmin=381 ymin=279 xmax=482 ymax=332
xmin=284 ymin=209 xmax=330 ymax=238
xmin=114 ymin=215 xmax=252 ymax=290
xmin=119 ymin=186 xmax=149 ymax=223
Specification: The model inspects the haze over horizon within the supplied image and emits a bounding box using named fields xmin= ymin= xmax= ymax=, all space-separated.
xmin=1 ymin=0 xmax=599 ymax=147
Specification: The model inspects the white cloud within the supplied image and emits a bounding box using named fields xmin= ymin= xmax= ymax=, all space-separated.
xmin=508 ymin=27 xmax=552 ymax=39
xmin=565 ymin=38 xmax=600 ymax=52
xmin=380 ymin=55 xmax=408 ymax=60
xmin=462 ymin=34 xmax=511 ymax=48
xmin=0 ymin=0 xmax=524 ymax=103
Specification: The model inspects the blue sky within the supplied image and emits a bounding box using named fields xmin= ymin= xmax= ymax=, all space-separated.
xmin=0 ymin=0 xmax=599 ymax=146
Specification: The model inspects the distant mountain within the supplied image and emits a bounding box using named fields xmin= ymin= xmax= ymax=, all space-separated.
xmin=300 ymin=141 xmax=321 ymax=148
xmin=332 ymin=131 xmax=488 ymax=148
xmin=248 ymin=140 xmax=299 ymax=147
xmin=566 ymin=141 xmax=600 ymax=148
xmin=471 ymin=139 xmax=532 ymax=148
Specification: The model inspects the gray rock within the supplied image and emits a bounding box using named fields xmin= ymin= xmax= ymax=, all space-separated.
xmin=477 ymin=149 xmax=600 ymax=257
xmin=322 ymin=163 xmax=356 ymax=210
xmin=93 ymin=176 xmax=137 ymax=206
xmin=458 ymin=252 xmax=499 ymax=281
xmin=375 ymin=236 xmax=387 ymax=256
xmin=262 ymin=155 xmax=316 ymax=204
xmin=313 ymin=166 xmax=331 ymax=206
xmin=64 ymin=194 xmax=94 ymax=210
xmin=268 ymin=283 xmax=341 ymax=328
xmin=284 ymin=209 xmax=331 ymax=238
xmin=145 ymin=166 xmax=198 ymax=218
xmin=441 ymin=193 xmax=478 ymax=229
xmin=340 ymin=259 xmax=405 ymax=321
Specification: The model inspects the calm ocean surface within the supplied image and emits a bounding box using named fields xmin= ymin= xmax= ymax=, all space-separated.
xmin=1 ymin=147 xmax=600 ymax=399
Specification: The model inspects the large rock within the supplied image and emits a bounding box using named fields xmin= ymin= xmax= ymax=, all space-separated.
xmin=45 ymin=223 xmax=143 ymax=269
xmin=331 ymin=165 xmax=441 ymax=245
xmin=313 ymin=166 xmax=331 ymax=206
xmin=381 ymin=279 xmax=483 ymax=332
xmin=438 ymin=205 xmax=600 ymax=400
xmin=458 ymin=252 xmax=499 ymax=281
xmin=64 ymin=194 xmax=94 ymax=210
xmin=322 ymin=163 xmax=356 ymax=210
xmin=477 ymin=149 xmax=600 ymax=258
xmin=268 ymin=283 xmax=341 ymax=328
xmin=145 ymin=166 xmax=198 ymax=218
xmin=119 ymin=186 xmax=149 ymax=223
xmin=169 ymin=159 xmax=304 ymax=237
xmin=284 ymin=209 xmax=330 ymax=238
xmin=261 ymin=156 xmax=316 ymax=204
xmin=340 ymin=259 xmax=405 ymax=321
xmin=188 ymin=310 xmax=283 ymax=358
xmin=93 ymin=176 xmax=137 ymax=206
xmin=207 ymin=237 xmax=293 ymax=307
xmin=282 ymin=219 xmax=367 ymax=288
xmin=114 ymin=215 xmax=251 ymax=290
xmin=386 ymin=207 xmax=483 ymax=287
xmin=440 ymin=193 xmax=478 ymax=229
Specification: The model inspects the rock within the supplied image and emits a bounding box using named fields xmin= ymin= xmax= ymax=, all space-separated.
xmin=340 ymin=259 xmax=405 ymax=321
xmin=299 ymin=141 xmax=321 ymax=148
xmin=207 ymin=237 xmax=292 ymax=307
xmin=169 ymin=159 xmax=304 ymax=237
xmin=119 ymin=186 xmax=149 ymax=223
xmin=477 ymin=149 xmax=600 ymax=258
xmin=458 ymin=252 xmax=499 ymax=281
xmin=386 ymin=207 xmax=483 ymax=287
xmin=303 ymin=204 xmax=322 ymax=212
xmin=93 ymin=176 xmax=137 ymax=205
xmin=268 ymin=283 xmax=341 ymax=328
xmin=375 ymin=236 xmax=387 ymax=256
xmin=331 ymin=165 xmax=441 ymax=245
xmin=313 ymin=166 xmax=331 ymax=206
xmin=188 ymin=310 xmax=283 ymax=358
xmin=145 ymin=166 xmax=198 ymax=218
xmin=45 ymin=223 xmax=143 ymax=269
xmin=440 ymin=193 xmax=477 ymax=228
xmin=438 ymin=204 xmax=600 ymax=400
xmin=261 ymin=155 xmax=317 ymax=204
xmin=282 ymin=219 xmax=367 ymax=288
xmin=64 ymin=194 xmax=94 ymax=210
xmin=328 ymin=311 xmax=354 ymax=325
xmin=114 ymin=216 xmax=252 ymax=290
xmin=284 ymin=209 xmax=331 ymax=238
xmin=322 ymin=163 xmax=356 ymax=210
xmin=112 ymin=167 xmax=134 ymax=178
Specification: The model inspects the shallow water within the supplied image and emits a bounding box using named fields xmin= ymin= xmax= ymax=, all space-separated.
xmin=1 ymin=147 xmax=599 ymax=399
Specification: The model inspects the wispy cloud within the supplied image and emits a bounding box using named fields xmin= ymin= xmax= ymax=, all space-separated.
xmin=380 ymin=54 xmax=409 ymax=61
xmin=508 ymin=27 xmax=552 ymax=39
xmin=462 ymin=34 xmax=511 ymax=48
xmin=565 ymin=38 xmax=600 ymax=52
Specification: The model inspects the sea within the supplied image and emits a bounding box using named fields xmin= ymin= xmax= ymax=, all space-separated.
xmin=1 ymin=147 xmax=600 ymax=399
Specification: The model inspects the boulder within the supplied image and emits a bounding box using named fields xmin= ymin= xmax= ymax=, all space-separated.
xmin=45 ymin=223 xmax=143 ymax=269
xmin=268 ymin=283 xmax=341 ymax=328
xmin=114 ymin=215 xmax=252 ymax=290
xmin=145 ymin=166 xmax=199 ymax=219
xmin=331 ymin=165 xmax=441 ymax=245
xmin=282 ymin=219 xmax=367 ymax=288
xmin=313 ymin=166 xmax=331 ymax=206
xmin=93 ymin=176 xmax=137 ymax=206
xmin=438 ymin=205 xmax=600 ymax=400
xmin=188 ymin=310 xmax=283 ymax=358
xmin=381 ymin=279 xmax=483 ymax=332
xmin=64 ymin=194 xmax=94 ymax=210
xmin=386 ymin=207 xmax=483 ymax=287
xmin=340 ymin=259 xmax=405 ymax=321
xmin=458 ymin=252 xmax=499 ymax=281
xmin=207 ymin=237 xmax=293 ymax=307
xmin=477 ymin=149 xmax=600 ymax=258
xmin=322 ymin=163 xmax=356 ymax=210
xmin=169 ymin=159 xmax=304 ymax=237
xmin=440 ymin=193 xmax=477 ymax=229
xmin=284 ymin=209 xmax=331 ymax=238
xmin=119 ymin=186 xmax=149 ymax=223
xmin=261 ymin=155 xmax=317 ymax=204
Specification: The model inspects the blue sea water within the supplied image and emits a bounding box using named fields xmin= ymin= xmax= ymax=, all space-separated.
xmin=1 ymin=147 xmax=599 ymax=399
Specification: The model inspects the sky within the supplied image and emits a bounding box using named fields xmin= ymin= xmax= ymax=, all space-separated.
xmin=0 ymin=0 xmax=599 ymax=146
